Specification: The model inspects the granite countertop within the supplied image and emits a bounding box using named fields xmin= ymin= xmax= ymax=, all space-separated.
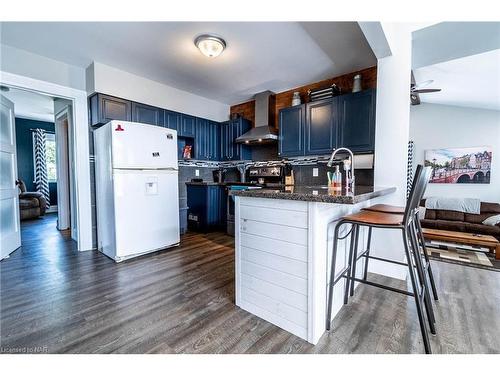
xmin=231 ymin=185 xmax=397 ymax=204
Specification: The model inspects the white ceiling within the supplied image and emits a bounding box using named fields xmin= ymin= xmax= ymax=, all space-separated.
xmin=2 ymin=87 xmax=55 ymax=122
xmin=413 ymin=49 xmax=500 ymax=111
xmin=0 ymin=22 xmax=376 ymax=104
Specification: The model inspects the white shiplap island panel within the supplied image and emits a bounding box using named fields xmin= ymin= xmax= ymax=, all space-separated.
xmin=234 ymin=188 xmax=395 ymax=344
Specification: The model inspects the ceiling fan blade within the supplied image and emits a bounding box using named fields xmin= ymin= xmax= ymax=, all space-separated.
xmin=413 ymin=79 xmax=434 ymax=89
xmin=413 ymin=88 xmax=442 ymax=93
xmin=410 ymin=92 xmax=421 ymax=105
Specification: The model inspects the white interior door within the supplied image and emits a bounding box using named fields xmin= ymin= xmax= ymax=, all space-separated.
xmin=1 ymin=94 xmax=21 ymax=260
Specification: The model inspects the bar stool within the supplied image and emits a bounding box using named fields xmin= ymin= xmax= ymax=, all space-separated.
xmin=361 ymin=201 xmax=439 ymax=301
xmin=326 ymin=165 xmax=436 ymax=354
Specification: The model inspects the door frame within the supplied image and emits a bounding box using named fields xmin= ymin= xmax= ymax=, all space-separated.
xmin=55 ymin=106 xmax=77 ymax=239
xmin=0 ymin=71 xmax=93 ymax=251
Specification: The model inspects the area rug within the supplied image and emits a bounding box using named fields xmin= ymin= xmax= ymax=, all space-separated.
xmin=426 ymin=240 xmax=500 ymax=272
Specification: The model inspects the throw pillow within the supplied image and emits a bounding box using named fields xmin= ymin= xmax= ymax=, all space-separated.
xmin=417 ymin=206 xmax=426 ymax=220
xmin=482 ymin=214 xmax=500 ymax=226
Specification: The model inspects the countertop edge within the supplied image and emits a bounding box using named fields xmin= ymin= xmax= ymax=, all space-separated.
xmin=232 ymin=186 xmax=397 ymax=204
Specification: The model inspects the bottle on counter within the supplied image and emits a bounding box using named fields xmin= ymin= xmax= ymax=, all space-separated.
xmin=332 ymin=165 xmax=342 ymax=191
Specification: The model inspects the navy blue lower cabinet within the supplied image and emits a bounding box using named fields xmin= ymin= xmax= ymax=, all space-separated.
xmin=305 ymin=98 xmax=337 ymax=155
xmin=186 ymin=184 xmax=226 ymax=232
xmin=338 ymin=89 xmax=376 ymax=153
xmin=131 ymin=102 xmax=164 ymax=126
xmin=89 ymin=93 xmax=132 ymax=126
xmin=278 ymin=104 xmax=306 ymax=157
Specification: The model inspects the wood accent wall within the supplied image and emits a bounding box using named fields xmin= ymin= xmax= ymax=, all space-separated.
xmin=230 ymin=65 xmax=377 ymax=128
xmin=230 ymin=100 xmax=255 ymax=127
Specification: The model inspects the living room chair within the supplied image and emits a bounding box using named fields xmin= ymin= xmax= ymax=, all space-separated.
xmin=16 ymin=179 xmax=47 ymax=220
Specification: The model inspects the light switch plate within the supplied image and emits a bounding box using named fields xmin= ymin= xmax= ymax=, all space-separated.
xmin=313 ymin=168 xmax=319 ymax=177
xmin=195 ymin=169 xmax=200 ymax=177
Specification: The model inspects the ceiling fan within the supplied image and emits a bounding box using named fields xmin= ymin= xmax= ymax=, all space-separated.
xmin=411 ymin=71 xmax=442 ymax=105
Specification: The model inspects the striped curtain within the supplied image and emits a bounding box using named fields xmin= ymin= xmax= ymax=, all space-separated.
xmin=407 ymin=140 xmax=415 ymax=198
xmin=33 ymin=128 xmax=50 ymax=209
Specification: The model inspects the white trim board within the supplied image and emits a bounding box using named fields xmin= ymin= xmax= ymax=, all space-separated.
xmin=0 ymin=71 xmax=93 ymax=251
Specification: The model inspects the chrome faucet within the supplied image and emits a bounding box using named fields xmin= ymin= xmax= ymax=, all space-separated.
xmin=327 ymin=147 xmax=355 ymax=190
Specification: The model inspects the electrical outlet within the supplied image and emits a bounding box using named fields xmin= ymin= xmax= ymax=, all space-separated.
xmin=313 ymin=168 xmax=319 ymax=177
xmin=195 ymin=169 xmax=200 ymax=177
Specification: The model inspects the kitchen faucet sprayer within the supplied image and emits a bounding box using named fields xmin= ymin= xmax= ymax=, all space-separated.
xmin=327 ymin=147 xmax=355 ymax=190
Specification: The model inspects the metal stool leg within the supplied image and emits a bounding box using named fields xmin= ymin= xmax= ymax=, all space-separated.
xmin=344 ymin=224 xmax=357 ymax=305
xmin=349 ymin=225 xmax=360 ymax=297
xmin=363 ymin=226 xmax=372 ymax=281
xmin=402 ymin=228 xmax=432 ymax=354
xmin=415 ymin=217 xmax=438 ymax=301
xmin=409 ymin=222 xmax=437 ymax=333
xmin=326 ymin=222 xmax=343 ymax=331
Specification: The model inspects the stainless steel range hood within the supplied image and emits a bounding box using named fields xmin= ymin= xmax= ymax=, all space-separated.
xmin=235 ymin=90 xmax=278 ymax=145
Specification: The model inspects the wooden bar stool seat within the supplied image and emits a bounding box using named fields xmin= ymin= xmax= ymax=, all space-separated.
xmin=343 ymin=210 xmax=404 ymax=226
xmin=362 ymin=203 xmax=405 ymax=215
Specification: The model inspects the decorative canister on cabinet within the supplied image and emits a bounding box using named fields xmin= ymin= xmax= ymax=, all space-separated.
xmin=352 ymin=74 xmax=362 ymax=93
xmin=291 ymin=92 xmax=301 ymax=106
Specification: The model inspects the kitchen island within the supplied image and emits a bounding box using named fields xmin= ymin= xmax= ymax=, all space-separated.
xmin=232 ymin=185 xmax=396 ymax=344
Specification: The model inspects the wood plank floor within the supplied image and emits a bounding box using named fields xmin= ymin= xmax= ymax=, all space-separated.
xmin=1 ymin=214 xmax=499 ymax=354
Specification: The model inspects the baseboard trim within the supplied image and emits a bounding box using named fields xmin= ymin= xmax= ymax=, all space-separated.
xmin=46 ymin=205 xmax=58 ymax=213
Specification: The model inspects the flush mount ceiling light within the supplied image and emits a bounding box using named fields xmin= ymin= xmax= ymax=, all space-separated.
xmin=194 ymin=34 xmax=226 ymax=58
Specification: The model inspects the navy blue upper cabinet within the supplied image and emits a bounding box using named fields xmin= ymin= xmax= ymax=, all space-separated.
xmin=278 ymin=104 xmax=306 ymax=157
xmin=232 ymin=118 xmax=252 ymax=160
xmin=219 ymin=118 xmax=251 ymax=161
xmin=131 ymin=102 xmax=164 ymax=126
xmin=164 ymin=110 xmax=181 ymax=132
xmin=195 ymin=118 xmax=209 ymax=160
xmin=220 ymin=121 xmax=233 ymax=160
xmin=195 ymin=119 xmax=221 ymax=161
xmin=89 ymin=93 xmax=132 ymax=126
xmin=279 ymin=89 xmax=376 ymax=157
xmin=305 ymin=98 xmax=337 ymax=155
xmin=208 ymin=121 xmax=221 ymax=161
xmin=338 ymin=89 xmax=376 ymax=153
xmin=180 ymin=115 xmax=196 ymax=138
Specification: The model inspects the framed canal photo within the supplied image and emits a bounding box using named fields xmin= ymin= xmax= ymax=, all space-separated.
xmin=424 ymin=146 xmax=492 ymax=184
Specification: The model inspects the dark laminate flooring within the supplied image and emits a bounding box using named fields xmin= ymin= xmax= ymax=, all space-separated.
xmin=1 ymin=214 xmax=499 ymax=354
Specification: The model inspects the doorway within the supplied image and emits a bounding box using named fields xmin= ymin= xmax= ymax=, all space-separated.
xmin=0 ymin=86 xmax=77 ymax=256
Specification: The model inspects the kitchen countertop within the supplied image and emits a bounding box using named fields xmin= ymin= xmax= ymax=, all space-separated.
xmin=185 ymin=181 xmax=281 ymax=187
xmin=231 ymin=185 xmax=396 ymax=204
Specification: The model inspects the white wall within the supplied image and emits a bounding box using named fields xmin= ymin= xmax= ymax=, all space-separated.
xmin=410 ymin=103 xmax=500 ymax=202
xmin=0 ymin=44 xmax=86 ymax=91
xmin=361 ymin=23 xmax=413 ymax=280
xmin=87 ymin=62 xmax=229 ymax=122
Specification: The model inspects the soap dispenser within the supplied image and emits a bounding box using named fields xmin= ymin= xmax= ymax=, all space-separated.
xmin=332 ymin=165 xmax=342 ymax=191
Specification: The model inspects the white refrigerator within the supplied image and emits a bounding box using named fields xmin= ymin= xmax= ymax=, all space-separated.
xmin=94 ymin=120 xmax=180 ymax=262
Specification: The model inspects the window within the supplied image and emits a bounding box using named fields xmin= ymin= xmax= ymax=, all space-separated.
xmin=32 ymin=132 xmax=57 ymax=183
xmin=45 ymin=134 xmax=57 ymax=182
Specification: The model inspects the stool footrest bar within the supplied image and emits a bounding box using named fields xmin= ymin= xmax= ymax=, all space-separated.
xmin=349 ymin=276 xmax=414 ymax=297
